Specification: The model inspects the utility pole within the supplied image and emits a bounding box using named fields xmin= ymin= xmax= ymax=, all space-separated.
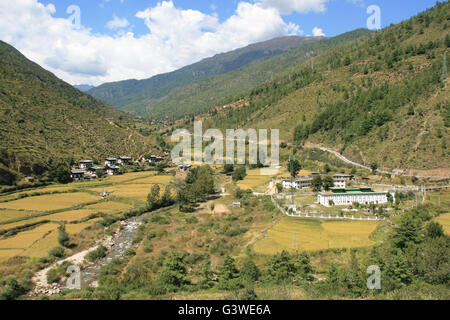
xmin=289 ymin=155 xmax=295 ymax=211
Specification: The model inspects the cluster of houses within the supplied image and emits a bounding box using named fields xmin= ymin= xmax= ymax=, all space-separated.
xmin=71 ymin=157 xmax=132 ymax=181
xmin=282 ymin=173 xmax=354 ymax=190
xmin=70 ymin=154 xmax=167 ymax=181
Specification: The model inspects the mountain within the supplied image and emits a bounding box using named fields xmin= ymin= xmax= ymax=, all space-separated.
xmin=0 ymin=40 xmax=155 ymax=184
xmin=74 ymin=84 xmax=95 ymax=92
xmin=88 ymin=36 xmax=325 ymax=118
xmin=198 ymin=2 xmax=449 ymax=171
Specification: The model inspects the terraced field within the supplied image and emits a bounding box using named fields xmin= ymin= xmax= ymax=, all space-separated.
xmin=0 ymin=171 xmax=174 ymax=259
xmin=253 ymin=217 xmax=380 ymax=254
xmin=0 ymin=193 xmax=101 ymax=211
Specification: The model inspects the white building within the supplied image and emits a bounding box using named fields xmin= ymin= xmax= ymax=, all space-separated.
xmin=118 ymin=156 xmax=131 ymax=166
xmin=318 ymin=188 xmax=389 ymax=207
xmin=105 ymin=158 xmax=117 ymax=167
xmin=282 ymin=176 xmax=313 ymax=190
xmin=79 ymin=160 xmax=94 ymax=170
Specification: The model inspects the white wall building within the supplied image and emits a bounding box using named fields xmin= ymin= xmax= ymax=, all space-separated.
xmin=318 ymin=188 xmax=389 ymax=207
xmin=282 ymin=176 xmax=313 ymax=190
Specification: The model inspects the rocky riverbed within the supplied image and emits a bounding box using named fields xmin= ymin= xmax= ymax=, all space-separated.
xmin=31 ymin=215 xmax=144 ymax=297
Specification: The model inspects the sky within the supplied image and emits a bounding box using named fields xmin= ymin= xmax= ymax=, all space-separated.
xmin=0 ymin=0 xmax=440 ymax=86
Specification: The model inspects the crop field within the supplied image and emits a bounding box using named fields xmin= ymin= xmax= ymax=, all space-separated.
xmin=21 ymin=229 xmax=59 ymax=258
xmin=103 ymin=171 xmax=156 ymax=183
xmin=237 ymin=168 xmax=286 ymax=192
xmin=0 ymin=224 xmax=58 ymax=250
xmin=435 ymin=213 xmax=450 ymax=235
xmin=89 ymin=184 xmax=168 ymax=202
xmin=253 ymin=218 xmax=379 ymax=254
xmin=83 ymin=201 xmax=132 ymax=214
xmin=0 ymin=193 xmax=101 ymax=211
xmin=130 ymin=175 xmax=173 ymax=185
xmin=0 ymin=210 xmax=43 ymax=224
xmin=66 ymin=219 xmax=101 ymax=235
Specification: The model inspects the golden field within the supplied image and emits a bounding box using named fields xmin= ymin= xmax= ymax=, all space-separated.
xmin=253 ymin=218 xmax=379 ymax=254
xmin=0 ymin=193 xmax=100 ymax=211
xmin=435 ymin=213 xmax=450 ymax=236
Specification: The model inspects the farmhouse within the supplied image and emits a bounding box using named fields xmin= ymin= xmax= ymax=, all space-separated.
xmin=318 ymin=188 xmax=388 ymax=207
xmin=118 ymin=156 xmax=132 ymax=166
xmin=106 ymin=166 xmax=120 ymax=176
xmin=78 ymin=160 xmax=94 ymax=169
xmin=282 ymin=176 xmax=313 ymax=190
xmin=105 ymin=158 xmax=117 ymax=167
xmin=71 ymin=169 xmax=86 ymax=181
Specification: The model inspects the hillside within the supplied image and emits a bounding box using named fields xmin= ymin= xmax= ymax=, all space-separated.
xmin=198 ymin=2 xmax=450 ymax=171
xmin=88 ymin=36 xmax=325 ymax=118
xmin=0 ymin=40 xmax=155 ymax=184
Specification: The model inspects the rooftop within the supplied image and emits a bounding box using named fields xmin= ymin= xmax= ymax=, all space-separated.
xmin=71 ymin=169 xmax=86 ymax=174
xmin=320 ymin=188 xmax=386 ymax=195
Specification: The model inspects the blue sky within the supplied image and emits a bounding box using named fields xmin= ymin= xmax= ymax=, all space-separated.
xmin=0 ymin=0 xmax=440 ymax=85
xmin=39 ymin=0 xmax=438 ymax=37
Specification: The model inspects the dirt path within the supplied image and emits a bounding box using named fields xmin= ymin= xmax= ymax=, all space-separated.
xmin=304 ymin=143 xmax=450 ymax=179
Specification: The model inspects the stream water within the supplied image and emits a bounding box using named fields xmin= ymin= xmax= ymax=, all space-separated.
xmin=80 ymin=215 xmax=144 ymax=288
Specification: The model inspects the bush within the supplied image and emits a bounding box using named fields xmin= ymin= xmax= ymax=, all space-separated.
xmin=57 ymin=226 xmax=70 ymax=248
xmin=48 ymin=246 xmax=66 ymax=258
xmin=86 ymin=245 xmax=107 ymax=262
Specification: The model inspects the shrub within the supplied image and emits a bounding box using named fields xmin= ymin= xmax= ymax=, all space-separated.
xmin=48 ymin=246 xmax=66 ymax=258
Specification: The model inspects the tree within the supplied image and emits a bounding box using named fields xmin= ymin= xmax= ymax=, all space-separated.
xmin=161 ymin=186 xmax=174 ymax=207
xmin=266 ymin=251 xmax=296 ymax=284
xmin=57 ymin=225 xmax=70 ymax=248
xmin=222 ymin=164 xmax=234 ymax=174
xmin=370 ymin=162 xmax=378 ymax=174
xmin=391 ymin=215 xmax=423 ymax=250
xmin=322 ymin=176 xmax=334 ymax=191
xmin=276 ymin=183 xmax=283 ymax=193
xmin=232 ymin=166 xmax=247 ymax=182
xmin=311 ymin=175 xmax=323 ymax=192
xmin=240 ymin=257 xmax=260 ymax=283
xmin=55 ymin=166 xmax=72 ymax=184
xmin=294 ymin=252 xmax=314 ymax=281
xmin=156 ymin=251 xmax=189 ymax=292
xmin=198 ymin=259 xmax=214 ymax=289
xmin=288 ymin=159 xmax=301 ymax=178
xmin=218 ymin=255 xmax=241 ymax=290
xmin=96 ymin=169 xmax=105 ymax=179
xmin=425 ymin=222 xmax=445 ymax=239
xmin=147 ymin=184 xmax=161 ymax=210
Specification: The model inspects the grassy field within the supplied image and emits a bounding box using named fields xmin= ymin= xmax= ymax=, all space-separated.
xmin=0 ymin=193 xmax=100 ymax=211
xmin=253 ymin=217 xmax=380 ymax=254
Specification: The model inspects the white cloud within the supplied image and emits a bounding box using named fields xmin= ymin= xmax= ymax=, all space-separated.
xmin=312 ymin=27 xmax=325 ymax=37
xmin=257 ymin=0 xmax=329 ymax=15
xmin=0 ymin=0 xmax=302 ymax=86
xmin=106 ymin=14 xmax=130 ymax=30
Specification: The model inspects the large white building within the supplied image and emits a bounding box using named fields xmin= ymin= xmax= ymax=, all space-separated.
xmin=318 ymin=188 xmax=389 ymax=207
xmin=282 ymin=176 xmax=313 ymax=190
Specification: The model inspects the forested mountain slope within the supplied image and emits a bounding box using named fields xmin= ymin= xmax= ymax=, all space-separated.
xmin=88 ymin=36 xmax=324 ymax=118
xmin=0 ymin=40 xmax=154 ymax=184
xmin=200 ymin=2 xmax=450 ymax=171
